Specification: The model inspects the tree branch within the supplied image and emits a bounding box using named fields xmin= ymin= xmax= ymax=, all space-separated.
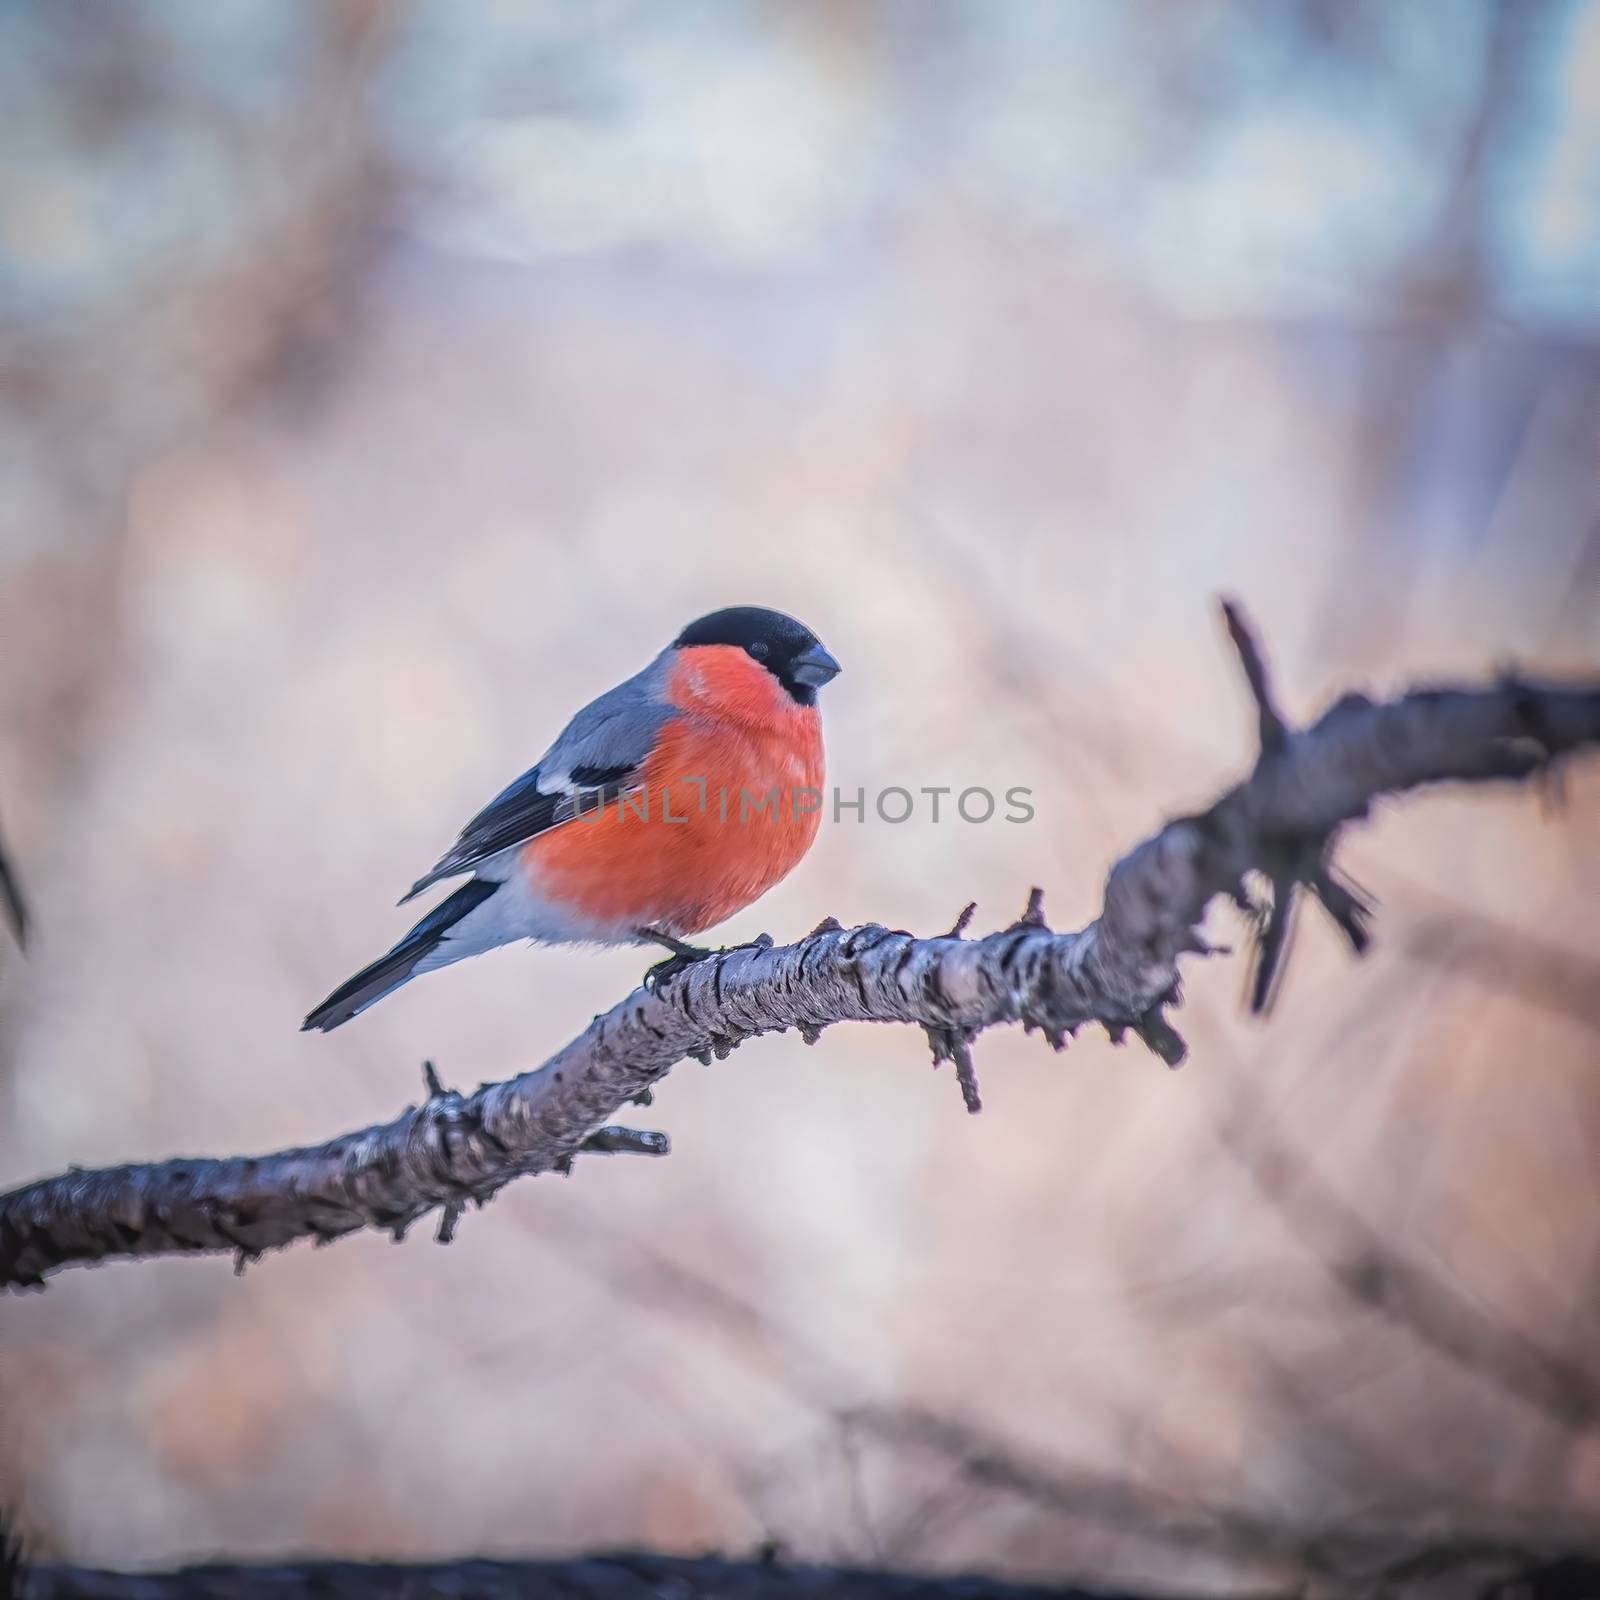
xmin=4 ymin=1547 xmax=1188 ymax=1600
xmin=3 ymin=601 xmax=1597 ymax=1290
xmin=16 ymin=1532 xmax=1600 ymax=1599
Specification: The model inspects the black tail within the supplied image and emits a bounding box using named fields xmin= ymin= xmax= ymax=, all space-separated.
xmin=302 ymin=879 xmax=498 ymax=1033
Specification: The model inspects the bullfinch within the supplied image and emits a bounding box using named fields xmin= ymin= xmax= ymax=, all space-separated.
xmin=303 ymin=606 xmax=840 ymax=1031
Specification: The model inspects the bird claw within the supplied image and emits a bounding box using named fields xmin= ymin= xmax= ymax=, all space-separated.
xmin=639 ymin=929 xmax=775 ymax=994
xmin=644 ymin=946 xmax=714 ymax=992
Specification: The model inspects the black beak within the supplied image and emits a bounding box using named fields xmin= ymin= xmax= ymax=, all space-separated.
xmin=789 ymin=641 xmax=841 ymax=689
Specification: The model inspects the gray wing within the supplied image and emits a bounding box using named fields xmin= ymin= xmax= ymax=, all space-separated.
xmin=401 ymin=654 xmax=674 ymax=902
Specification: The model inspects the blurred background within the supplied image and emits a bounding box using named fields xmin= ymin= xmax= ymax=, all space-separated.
xmin=1 ymin=0 xmax=1597 ymax=1593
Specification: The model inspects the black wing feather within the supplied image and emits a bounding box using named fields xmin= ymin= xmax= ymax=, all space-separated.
xmin=401 ymin=762 xmax=636 ymax=903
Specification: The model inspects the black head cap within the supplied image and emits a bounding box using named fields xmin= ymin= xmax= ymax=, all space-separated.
xmin=674 ymin=606 xmax=841 ymax=705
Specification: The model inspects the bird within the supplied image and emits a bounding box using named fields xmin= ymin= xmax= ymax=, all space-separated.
xmin=303 ymin=606 xmax=840 ymax=1032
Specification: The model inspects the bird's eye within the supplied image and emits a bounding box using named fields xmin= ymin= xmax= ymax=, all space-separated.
xmin=748 ymin=641 xmax=770 ymax=659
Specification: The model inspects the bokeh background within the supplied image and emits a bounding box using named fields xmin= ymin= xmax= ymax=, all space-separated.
xmin=1 ymin=1 xmax=1598 ymax=1593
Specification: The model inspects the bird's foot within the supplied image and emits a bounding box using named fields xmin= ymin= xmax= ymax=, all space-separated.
xmin=639 ymin=930 xmax=714 ymax=992
xmin=637 ymin=928 xmax=773 ymax=993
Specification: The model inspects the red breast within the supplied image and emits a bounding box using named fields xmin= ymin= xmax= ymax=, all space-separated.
xmin=522 ymin=646 xmax=825 ymax=935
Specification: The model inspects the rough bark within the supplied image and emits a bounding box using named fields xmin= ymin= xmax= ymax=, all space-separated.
xmin=2 ymin=603 xmax=1596 ymax=1290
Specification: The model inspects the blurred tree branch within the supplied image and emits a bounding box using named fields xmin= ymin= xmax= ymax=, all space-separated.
xmin=1398 ymin=905 xmax=1600 ymax=1037
xmin=0 ymin=1545 xmax=1178 ymax=1600
xmin=2 ymin=600 xmax=1597 ymax=1291
xmin=527 ymin=1197 xmax=1600 ymax=1583
xmin=0 ymin=809 xmax=26 ymax=950
xmin=14 ymin=1529 xmax=1600 ymax=1600
xmin=1224 ymin=1110 xmax=1600 ymax=1429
